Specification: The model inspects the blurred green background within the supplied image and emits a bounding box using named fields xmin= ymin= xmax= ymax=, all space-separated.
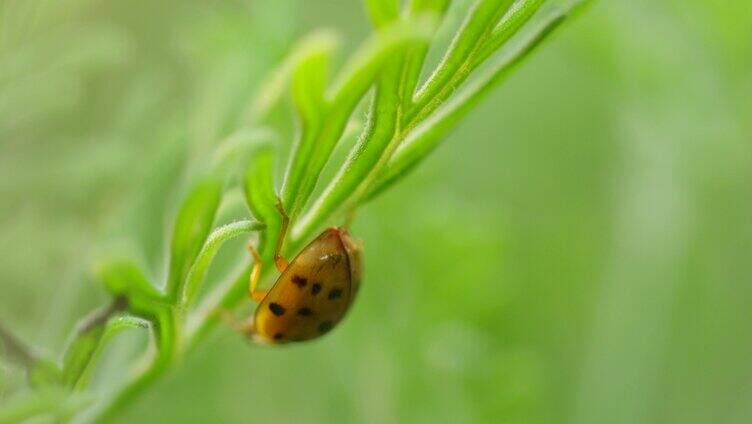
xmin=1 ymin=0 xmax=751 ymax=422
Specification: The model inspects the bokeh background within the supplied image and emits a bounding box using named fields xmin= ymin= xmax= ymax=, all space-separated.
xmin=1 ymin=0 xmax=751 ymax=423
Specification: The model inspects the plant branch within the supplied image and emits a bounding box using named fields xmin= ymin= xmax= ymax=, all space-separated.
xmin=0 ymin=322 xmax=37 ymax=369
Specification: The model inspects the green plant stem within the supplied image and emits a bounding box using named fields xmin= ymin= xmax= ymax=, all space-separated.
xmin=88 ymin=221 xmax=264 ymax=421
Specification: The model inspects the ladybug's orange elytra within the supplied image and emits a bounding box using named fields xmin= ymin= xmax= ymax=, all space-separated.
xmin=231 ymin=201 xmax=363 ymax=344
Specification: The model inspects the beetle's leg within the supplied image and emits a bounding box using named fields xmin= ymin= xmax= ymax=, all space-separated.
xmin=217 ymin=308 xmax=254 ymax=335
xmin=273 ymin=197 xmax=290 ymax=273
xmin=343 ymin=207 xmax=357 ymax=230
xmin=247 ymin=241 xmax=266 ymax=302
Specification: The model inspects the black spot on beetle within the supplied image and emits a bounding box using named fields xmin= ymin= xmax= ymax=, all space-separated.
xmin=318 ymin=320 xmax=333 ymax=334
xmin=311 ymin=283 xmax=322 ymax=295
xmin=273 ymin=332 xmax=284 ymax=340
xmin=297 ymin=307 xmax=313 ymax=316
xmin=328 ymin=288 xmax=343 ymax=300
xmin=269 ymin=302 xmax=286 ymax=316
xmin=292 ymin=275 xmax=308 ymax=288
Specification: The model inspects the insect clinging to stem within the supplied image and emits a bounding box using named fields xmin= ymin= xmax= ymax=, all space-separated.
xmin=224 ymin=199 xmax=363 ymax=344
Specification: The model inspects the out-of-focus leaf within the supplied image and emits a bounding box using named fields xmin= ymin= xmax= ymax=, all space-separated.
xmin=291 ymin=41 xmax=330 ymax=127
xmin=0 ymin=323 xmax=36 ymax=369
xmin=0 ymin=389 xmax=92 ymax=424
xmin=0 ymin=323 xmax=61 ymax=388
xmin=60 ymin=299 xmax=139 ymax=390
xmin=126 ymin=133 xmax=188 ymax=273
xmin=98 ymin=260 xmax=166 ymax=315
xmin=211 ymin=127 xmax=277 ymax=185
xmin=61 ymin=325 xmax=105 ymax=389
xmin=408 ymin=0 xmax=452 ymax=14
xmin=72 ymin=315 xmax=149 ymax=391
xmin=27 ymin=359 xmax=63 ymax=389
xmin=165 ymin=176 xmax=223 ymax=301
xmin=365 ymin=0 xmax=400 ymax=28
xmin=249 ymin=30 xmax=339 ymax=123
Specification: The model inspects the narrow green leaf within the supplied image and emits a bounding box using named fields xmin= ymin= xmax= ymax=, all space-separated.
xmin=72 ymin=315 xmax=149 ymax=391
xmin=405 ymin=0 xmax=513 ymax=126
xmin=400 ymin=0 xmax=452 ymax=111
xmin=61 ymin=299 xmax=130 ymax=389
xmin=470 ymin=0 xmax=544 ymax=68
xmin=180 ymin=220 xmax=265 ymax=308
xmin=61 ymin=327 xmax=105 ymax=389
xmin=365 ymin=8 xmax=569 ymax=200
xmin=284 ymin=15 xmax=436 ymax=219
xmin=27 ymin=359 xmax=63 ymax=389
xmin=165 ymin=176 xmax=223 ymax=301
xmin=291 ymin=47 xmax=329 ymax=128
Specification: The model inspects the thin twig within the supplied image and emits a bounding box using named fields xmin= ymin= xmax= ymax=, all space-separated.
xmin=0 ymin=322 xmax=36 ymax=369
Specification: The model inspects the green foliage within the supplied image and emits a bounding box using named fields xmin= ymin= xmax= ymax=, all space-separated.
xmin=61 ymin=309 xmax=148 ymax=391
xmin=0 ymin=0 xmax=587 ymax=421
xmin=243 ymin=143 xmax=281 ymax=257
xmin=99 ymin=260 xmax=166 ymax=315
xmin=181 ymin=220 xmax=266 ymax=308
xmin=165 ymin=177 xmax=223 ymax=301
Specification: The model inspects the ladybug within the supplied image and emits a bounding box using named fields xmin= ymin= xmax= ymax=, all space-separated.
xmin=225 ymin=201 xmax=363 ymax=344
